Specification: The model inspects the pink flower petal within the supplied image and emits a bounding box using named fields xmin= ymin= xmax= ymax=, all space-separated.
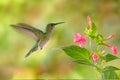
xmin=105 ymin=34 xmax=115 ymax=40
xmin=87 ymin=16 xmax=92 ymax=29
xmin=74 ymin=33 xmax=87 ymax=47
xmin=104 ymin=43 xmax=111 ymax=48
xmin=104 ymin=44 xmax=118 ymax=55
xmin=92 ymin=53 xmax=99 ymax=62
xmin=111 ymin=46 xmax=118 ymax=55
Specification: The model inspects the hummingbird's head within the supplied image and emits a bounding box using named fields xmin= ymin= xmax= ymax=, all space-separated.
xmin=46 ymin=22 xmax=64 ymax=32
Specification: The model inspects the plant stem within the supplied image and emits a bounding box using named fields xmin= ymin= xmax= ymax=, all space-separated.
xmin=92 ymin=64 xmax=103 ymax=79
xmin=94 ymin=65 xmax=101 ymax=73
xmin=89 ymin=37 xmax=92 ymax=53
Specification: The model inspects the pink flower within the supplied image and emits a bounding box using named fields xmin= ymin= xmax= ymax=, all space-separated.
xmin=87 ymin=16 xmax=92 ymax=29
xmin=92 ymin=53 xmax=99 ymax=62
xmin=105 ymin=34 xmax=115 ymax=40
xmin=104 ymin=43 xmax=118 ymax=55
xmin=111 ymin=46 xmax=118 ymax=55
xmin=74 ymin=33 xmax=87 ymax=47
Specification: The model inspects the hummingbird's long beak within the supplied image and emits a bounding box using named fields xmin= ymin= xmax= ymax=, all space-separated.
xmin=54 ymin=22 xmax=64 ymax=26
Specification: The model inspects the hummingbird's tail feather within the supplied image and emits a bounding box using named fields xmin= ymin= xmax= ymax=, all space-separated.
xmin=24 ymin=41 xmax=39 ymax=59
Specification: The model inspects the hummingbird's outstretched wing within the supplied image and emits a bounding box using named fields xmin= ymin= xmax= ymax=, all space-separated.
xmin=24 ymin=40 xmax=39 ymax=59
xmin=10 ymin=23 xmax=44 ymax=40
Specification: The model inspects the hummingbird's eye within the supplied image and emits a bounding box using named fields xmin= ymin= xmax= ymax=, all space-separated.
xmin=48 ymin=24 xmax=51 ymax=26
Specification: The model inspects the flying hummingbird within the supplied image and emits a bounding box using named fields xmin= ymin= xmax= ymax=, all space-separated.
xmin=11 ymin=22 xmax=64 ymax=59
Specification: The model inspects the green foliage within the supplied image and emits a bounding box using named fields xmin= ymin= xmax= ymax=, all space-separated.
xmin=103 ymin=66 xmax=120 ymax=71
xmin=62 ymin=17 xmax=120 ymax=79
xmin=73 ymin=59 xmax=92 ymax=66
xmin=102 ymin=66 xmax=120 ymax=79
xmin=62 ymin=45 xmax=93 ymax=66
xmin=102 ymin=71 xmax=119 ymax=79
xmin=94 ymin=34 xmax=104 ymax=45
xmin=85 ymin=22 xmax=105 ymax=45
xmin=85 ymin=22 xmax=97 ymax=38
xmin=105 ymin=54 xmax=119 ymax=62
xmin=62 ymin=45 xmax=90 ymax=60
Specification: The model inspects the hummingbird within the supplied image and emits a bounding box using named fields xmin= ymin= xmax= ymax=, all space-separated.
xmin=10 ymin=22 xmax=64 ymax=59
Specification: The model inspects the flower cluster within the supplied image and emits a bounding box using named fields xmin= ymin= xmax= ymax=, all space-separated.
xmin=73 ymin=16 xmax=118 ymax=62
xmin=63 ymin=16 xmax=119 ymax=79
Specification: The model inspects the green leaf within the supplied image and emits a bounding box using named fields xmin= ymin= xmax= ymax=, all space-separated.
xmin=94 ymin=34 xmax=104 ymax=45
xmin=91 ymin=22 xmax=98 ymax=37
xmin=73 ymin=59 xmax=92 ymax=66
xmin=102 ymin=66 xmax=120 ymax=79
xmin=85 ymin=22 xmax=98 ymax=38
xmin=105 ymin=54 xmax=119 ymax=62
xmin=62 ymin=45 xmax=90 ymax=60
xmin=102 ymin=71 xmax=119 ymax=80
xmin=103 ymin=66 xmax=120 ymax=72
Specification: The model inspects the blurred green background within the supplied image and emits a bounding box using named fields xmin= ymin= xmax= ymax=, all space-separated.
xmin=0 ymin=0 xmax=120 ymax=79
